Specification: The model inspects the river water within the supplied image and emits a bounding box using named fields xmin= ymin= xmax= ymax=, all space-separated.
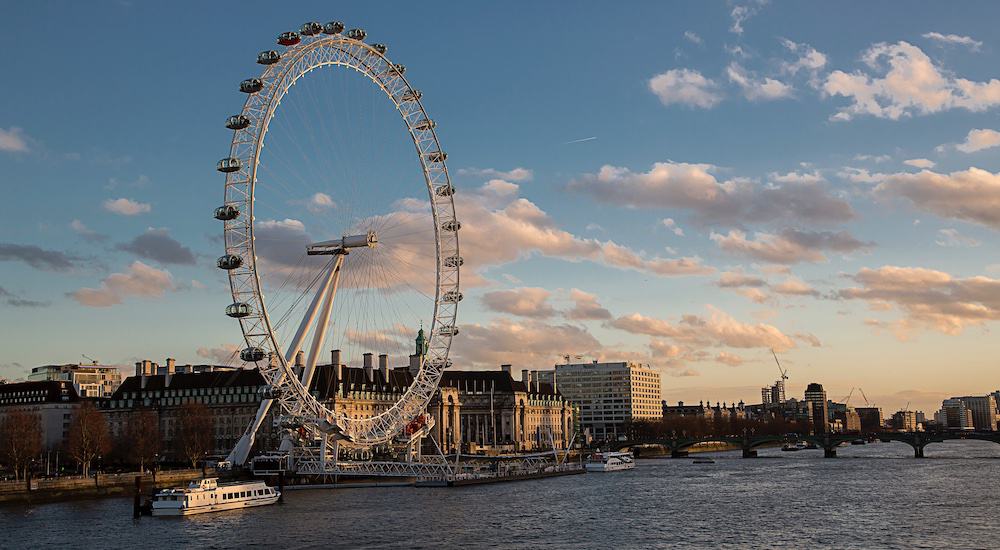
xmin=2 ymin=440 xmax=998 ymax=549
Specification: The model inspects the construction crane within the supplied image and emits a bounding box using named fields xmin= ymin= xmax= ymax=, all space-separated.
xmin=858 ymin=387 xmax=873 ymax=407
xmin=81 ymin=354 xmax=98 ymax=365
xmin=840 ymin=387 xmax=856 ymax=406
xmin=770 ymin=348 xmax=788 ymax=382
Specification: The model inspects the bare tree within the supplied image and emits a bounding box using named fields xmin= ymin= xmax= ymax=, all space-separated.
xmin=176 ymin=402 xmax=214 ymax=468
xmin=0 ymin=409 xmax=43 ymax=480
xmin=123 ymin=410 xmax=161 ymax=472
xmin=67 ymin=401 xmax=110 ymax=477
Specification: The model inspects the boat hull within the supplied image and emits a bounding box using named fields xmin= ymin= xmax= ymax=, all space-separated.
xmin=153 ymin=494 xmax=280 ymax=516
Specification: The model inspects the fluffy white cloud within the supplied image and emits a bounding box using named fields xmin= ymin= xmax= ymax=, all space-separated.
xmin=457 ymin=167 xmax=534 ymax=182
xmin=565 ymin=289 xmax=612 ymax=321
xmin=71 ymin=261 xmax=174 ymax=307
xmin=608 ymin=305 xmax=797 ymax=351
xmin=716 ymin=271 xmax=767 ymax=288
xmin=480 ymin=287 xmax=557 ymax=319
xmin=954 ymin=128 xmax=1000 ymax=153
xmin=903 ymin=158 xmax=935 ymax=169
xmin=837 ymin=166 xmax=889 ymax=184
xmin=0 ymin=127 xmax=29 ymax=153
xmin=729 ymin=0 xmax=768 ymax=35
xmin=824 ymin=41 xmax=1000 ymax=120
xmin=70 ymin=219 xmax=108 ymax=242
xmin=727 ymin=62 xmax=793 ymax=101
xmin=780 ymin=39 xmax=828 ymax=82
xmin=772 ymin=276 xmax=819 ymax=296
xmin=711 ymin=228 xmax=871 ymax=264
xmin=683 ymin=31 xmax=702 ymax=45
xmin=660 ymin=218 xmax=684 ymax=236
xmin=715 ymin=351 xmax=744 ymax=367
xmin=196 ymin=344 xmax=243 ymax=365
xmin=838 ymin=265 xmax=1000 ymax=336
xmin=451 ymin=317 xmax=602 ymax=369
xmin=922 ymin=32 xmax=982 ymax=51
xmin=648 ymin=69 xmax=723 ymax=109
xmin=569 ymin=162 xmax=854 ymax=225
xmin=308 ymin=192 xmax=335 ymax=212
xmin=876 ymin=167 xmax=1000 ymax=229
xmin=103 ymin=197 xmax=151 ymax=216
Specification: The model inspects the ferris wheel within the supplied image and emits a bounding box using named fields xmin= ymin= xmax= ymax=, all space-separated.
xmin=215 ymin=20 xmax=461 ymax=466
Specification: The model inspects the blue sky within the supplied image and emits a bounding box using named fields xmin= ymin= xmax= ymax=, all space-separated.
xmin=2 ymin=1 xmax=1000 ymax=414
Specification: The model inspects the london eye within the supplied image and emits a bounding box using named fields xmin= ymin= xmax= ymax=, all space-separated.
xmin=214 ymin=20 xmax=461 ymax=466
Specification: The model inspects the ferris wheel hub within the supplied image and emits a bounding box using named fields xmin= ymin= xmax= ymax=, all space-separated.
xmin=306 ymin=231 xmax=377 ymax=255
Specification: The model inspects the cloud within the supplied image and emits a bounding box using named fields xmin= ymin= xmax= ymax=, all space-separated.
xmin=711 ymin=228 xmax=872 ymax=264
xmin=608 ymin=306 xmax=797 ymax=351
xmin=565 ymin=289 xmax=612 ymax=320
xmin=70 ymin=219 xmax=108 ymax=242
xmin=103 ymin=197 xmax=151 ymax=216
xmin=823 ymin=41 xmax=1000 ymax=121
xmin=954 ymin=128 xmax=1000 ymax=153
xmin=769 ymin=170 xmax=824 ymax=184
xmin=715 ymin=351 xmax=744 ymax=366
xmin=922 ymin=32 xmax=982 ymax=51
xmin=716 ymin=271 xmax=767 ymax=288
xmin=683 ymin=31 xmax=702 ymax=45
xmin=780 ymin=39 xmax=828 ymax=83
xmin=0 ymin=242 xmax=78 ymax=271
xmin=116 ymin=228 xmax=196 ymax=265
xmin=853 ymin=154 xmax=891 ymax=163
xmin=70 ymin=261 xmax=174 ymax=307
xmin=569 ymin=162 xmax=854 ymax=225
xmin=457 ymin=167 xmax=533 ymax=182
xmin=729 ymin=0 xmax=768 ymax=35
xmin=648 ymin=69 xmax=723 ymax=109
xmin=196 ymin=344 xmax=243 ymax=365
xmin=480 ymin=287 xmax=557 ymax=319
xmin=451 ymin=317 xmax=602 ymax=369
xmin=903 ymin=158 xmax=935 ymax=169
xmin=306 ymin=192 xmax=336 ymax=213
xmin=935 ymin=228 xmax=981 ymax=248
xmin=726 ymin=62 xmax=793 ymax=101
xmin=0 ymin=127 xmax=30 ymax=153
xmin=837 ymin=167 xmax=889 ymax=184
xmin=838 ymin=265 xmax=1000 ymax=336
xmin=772 ymin=277 xmax=819 ymax=296
xmin=660 ymin=218 xmax=684 ymax=236
xmin=875 ymin=167 xmax=1000 ymax=229
xmin=0 ymin=287 xmax=48 ymax=308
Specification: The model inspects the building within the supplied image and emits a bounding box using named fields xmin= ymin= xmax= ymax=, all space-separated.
xmin=891 ymin=410 xmax=917 ymax=432
xmin=0 ymin=380 xmax=82 ymax=450
xmin=536 ymin=360 xmax=661 ymax=441
xmin=940 ymin=399 xmax=975 ymax=431
xmin=102 ymin=361 xmax=275 ymax=462
xmin=27 ymin=362 xmax=123 ymax=398
xmin=662 ymin=400 xmax=746 ymax=421
xmin=803 ymin=383 xmax=829 ymax=434
xmin=953 ymin=396 xmax=997 ymax=431
xmin=832 ymin=407 xmax=862 ymax=433
xmin=855 ymin=407 xmax=884 ymax=433
xmin=760 ymin=379 xmax=786 ymax=408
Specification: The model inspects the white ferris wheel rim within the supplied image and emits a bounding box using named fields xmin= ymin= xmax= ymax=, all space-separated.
xmin=219 ymin=27 xmax=460 ymax=447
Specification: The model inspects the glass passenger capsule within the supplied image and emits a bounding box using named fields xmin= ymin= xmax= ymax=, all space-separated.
xmin=225 ymin=114 xmax=251 ymax=130
xmin=259 ymin=386 xmax=284 ymax=399
xmin=443 ymin=290 xmax=463 ymax=303
xmin=225 ymin=302 xmax=252 ymax=318
xmin=437 ymin=325 xmax=459 ymax=336
xmin=214 ymin=204 xmax=240 ymax=221
xmin=443 ymin=255 xmax=464 ymax=267
xmin=217 ymin=254 xmax=243 ymax=270
xmin=300 ymin=21 xmax=322 ymax=36
xmin=323 ymin=21 xmax=345 ymax=34
xmin=347 ymin=28 xmax=366 ymax=41
xmin=277 ymin=31 xmax=301 ymax=46
xmin=371 ymin=43 xmax=387 ymax=55
xmin=426 ymin=151 xmax=447 ymax=163
xmin=257 ymin=50 xmax=281 ymax=65
xmin=434 ymin=184 xmax=454 ymax=197
xmin=441 ymin=220 xmax=461 ymax=232
xmin=217 ymin=157 xmax=242 ymax=173
xmin=240 ymin=347 xmax=266 ymax=362
xmin=240 ymin=78 xmax=263 ymax=93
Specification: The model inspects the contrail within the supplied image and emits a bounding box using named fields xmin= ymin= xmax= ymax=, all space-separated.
xmin=565 ymin=136 xmax=597 ymax=144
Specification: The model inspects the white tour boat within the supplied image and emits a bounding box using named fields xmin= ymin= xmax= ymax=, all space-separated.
xmin=152 ymin=478 xmax=280 ymax=516
xmin=586 ymin=450 xmax=635 ymax=472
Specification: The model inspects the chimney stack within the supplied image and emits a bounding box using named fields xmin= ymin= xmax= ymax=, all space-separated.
xmin=379 ymin=354 xmax=389 ymax=382
xmin=363 ymin=353 xmax=374 ymax=382
xmin=531 ymin=370 xmax=539 ymax=393
xmin=409 ymin=354 xmax=420 ymax=376
xmin=135 ymin=361 xmax=143 ymax=377
xmin=295 ymin=350 xmax=305 ymax=367
xmin=331 ymin=349 xmax=342 ymax=382
xmin=551 ymin=370 xmax=558 ymax=394
xmin=522 ymin=369 xmax=529 ymax=385
xmin=501 ymin=364 xmax=512 ymax=377
xmin=166 ymin=357 xmax=176 ymax=375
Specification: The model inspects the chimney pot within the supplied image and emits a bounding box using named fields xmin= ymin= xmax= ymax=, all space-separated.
xmin=501 ymin=364 xmax=512 ymax=377
xmin=521 ymin=369 xmax=529 ymax=384
xmin=379 ymin=354 xmax=389 ymax=382
xmin=363 ymin=353 xmax=374 ymax=382
xmin=166 ymin=357 xmax=176 ymax=375
xmin=295 ymin=350 xmax=305 ymax=367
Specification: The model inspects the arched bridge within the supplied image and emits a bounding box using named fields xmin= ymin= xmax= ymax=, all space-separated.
xmin=611 ymin=431 xmax=1000 ymax=459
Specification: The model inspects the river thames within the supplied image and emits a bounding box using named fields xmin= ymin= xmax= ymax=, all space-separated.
xmin=2 ymin=440 xmax=998 ymax=549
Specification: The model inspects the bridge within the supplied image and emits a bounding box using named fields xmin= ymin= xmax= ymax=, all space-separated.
xmin=611 ymin=431 xmax=1000 ymax=459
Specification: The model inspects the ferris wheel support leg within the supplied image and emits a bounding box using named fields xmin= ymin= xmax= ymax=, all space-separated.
xmin=300 ymin=254 xmax=344 ymax=388
xmin=285 ymin=258 xmax=340 ymax=362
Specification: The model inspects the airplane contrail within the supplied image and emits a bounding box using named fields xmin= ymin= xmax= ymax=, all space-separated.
xmin=564 ymin=136 xmax=597 ymax=144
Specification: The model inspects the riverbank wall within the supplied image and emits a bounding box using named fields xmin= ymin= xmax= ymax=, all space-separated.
xmin=0 ymin=469 xmax=215 ymax=505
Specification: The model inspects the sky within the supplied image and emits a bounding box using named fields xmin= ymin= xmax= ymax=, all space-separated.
xmin=2 ymin=1 xmax=999 ymax=415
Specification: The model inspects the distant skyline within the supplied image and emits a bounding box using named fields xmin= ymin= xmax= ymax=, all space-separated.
xmin=2 ymin=1 xmax=1000 ymax=415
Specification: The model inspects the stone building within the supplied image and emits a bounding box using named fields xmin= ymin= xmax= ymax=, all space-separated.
xmin=0 ymin=380 xmax=82 ymax=450
xmin=27 ymin=362 xmax=123 ymax=398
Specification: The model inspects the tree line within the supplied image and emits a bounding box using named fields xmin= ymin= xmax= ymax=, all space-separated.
xmin=0 ymin=402 xmax=217 ymax=480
